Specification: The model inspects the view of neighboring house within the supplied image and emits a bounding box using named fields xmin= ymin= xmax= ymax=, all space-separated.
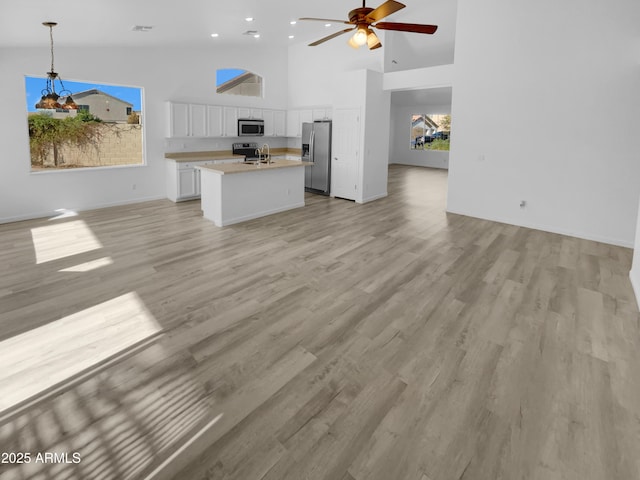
xmin=60 ymin=89 xmax=134 ymax=123
xmin=216 ymin=70 xmax=262 ymax=97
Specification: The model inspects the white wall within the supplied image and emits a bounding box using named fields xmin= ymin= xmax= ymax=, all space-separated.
xmin=631 ymin=196 xmax=640 ymax=306
xmin=287 ymin=40 xmax=384 ymax=108
xmin=0 ymin=45 xmax=288 ymax=223
xmin=361 ymin=70 xmax=391 ymax=203
xmin=382 ymin=0 xmax=458 ymax=72
xmin=448 ymin=0 xmax=640 ymax=247
xmin=389 ymin=103 xmax=451 ymax=169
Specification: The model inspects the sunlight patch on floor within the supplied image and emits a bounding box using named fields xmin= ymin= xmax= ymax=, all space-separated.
xmin=31 ymin=219 xmax=103 ymax=264
xmin=59 ymin=256 xmax=114 ymax=272
xmin=0 ymin=291 xmax=162 ymax=413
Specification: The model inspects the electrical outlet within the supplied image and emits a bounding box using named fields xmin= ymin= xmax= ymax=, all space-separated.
xmin=132 ymin=184 xmax=137 ymax=190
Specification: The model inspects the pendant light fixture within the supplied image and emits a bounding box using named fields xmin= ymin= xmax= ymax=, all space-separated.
xmin=35 ymin=22 xmax=77 ymax=110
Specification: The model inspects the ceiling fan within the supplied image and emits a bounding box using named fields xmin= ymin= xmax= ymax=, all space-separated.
xmin=300 ymin=0 xmax=438 ymax=50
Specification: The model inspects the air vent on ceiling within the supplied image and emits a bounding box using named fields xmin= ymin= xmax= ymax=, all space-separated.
xmin=131 ymin=25 xmax=154 ymax=32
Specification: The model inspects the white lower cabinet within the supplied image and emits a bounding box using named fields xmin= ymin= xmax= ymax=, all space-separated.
xmin=167 ymin=159 xmax=241 ymax=202
xmin=178 ymin=166 xmax=200 ymax=199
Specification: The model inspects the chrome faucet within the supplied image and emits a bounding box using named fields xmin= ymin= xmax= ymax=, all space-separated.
xmin=261 ymin=144 xmax=271 ymax=164
xmin=254 ymin=148 xmax=262 ymax=166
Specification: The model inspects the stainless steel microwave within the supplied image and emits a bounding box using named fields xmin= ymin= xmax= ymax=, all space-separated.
xmin=238 ymin=118 xmax=264 ymax=136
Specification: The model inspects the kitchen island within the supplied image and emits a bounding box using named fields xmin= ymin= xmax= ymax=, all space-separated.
xmin=197 ymin=159 xmax=311 ymax=226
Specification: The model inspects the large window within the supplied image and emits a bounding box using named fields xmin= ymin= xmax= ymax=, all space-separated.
xmin=25 ymin=77 xmax=144 ymax=171
xmin=410 ymin=114 xmax=451 ymax=151
xmin=216 ymin=68 xmax=263 ymax=98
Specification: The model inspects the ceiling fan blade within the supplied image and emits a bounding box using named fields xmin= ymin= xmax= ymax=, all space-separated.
xmin=365 ymin=0 xmax=406 ymax=23
xmin=366 ymin=30 xmax=382 ymax=50
xmin=374 ymin=22 xmax=438 ymax=34
xmin=309 ymin=27 xmax=355 ymax=46
xmin=299 ymin=17 xmax=352 ymax=25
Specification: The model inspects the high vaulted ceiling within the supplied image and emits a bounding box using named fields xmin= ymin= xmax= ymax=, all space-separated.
xmin=0 ymin=0 xmax=456 ymax=50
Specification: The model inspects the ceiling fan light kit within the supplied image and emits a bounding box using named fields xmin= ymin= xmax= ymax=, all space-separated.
xmin=300 ymin=0 xmax=437 ymax=50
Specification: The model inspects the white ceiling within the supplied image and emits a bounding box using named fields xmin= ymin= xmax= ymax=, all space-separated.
xmin=0 ymin=0 xmax=454 ymax=50
xmin=2 ymin=0 xmax=456 ymax=107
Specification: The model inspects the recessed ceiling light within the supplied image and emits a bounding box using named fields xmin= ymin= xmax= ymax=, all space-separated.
xmin=325 ymin=23 xmax=331 ymax=27
xmin=253 ymin=34 xmax=260 ymax=38
xmin=290 ymin=20 xmax=297 ymax=25
xmin=245 ymin=17 xmax=254 ymax=22
xmin=211 ymin=33 xmax=219 ymax=37
xmin=289 ymin=35 xmax=294 ymax=39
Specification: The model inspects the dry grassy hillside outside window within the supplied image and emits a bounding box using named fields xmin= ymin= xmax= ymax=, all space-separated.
xmin=25 ymin=76 xmax=144 ymax=171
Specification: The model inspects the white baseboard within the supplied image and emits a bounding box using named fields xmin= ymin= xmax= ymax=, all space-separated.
xmin=445 ymin=207 xmax=633 ymax=248
xmin=359 ymin=192 xmax=388 ymax=204
xmin=0 ymin=195 xmax=166 ymax=225
xmin=630 ymin=269 xmax=640 ymax=310
xmin=216 ymin=202 xmax=306 ymax=227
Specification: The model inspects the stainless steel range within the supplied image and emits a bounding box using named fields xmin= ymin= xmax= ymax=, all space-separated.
xmin=232 ymin=142 xmax=260 ymax=161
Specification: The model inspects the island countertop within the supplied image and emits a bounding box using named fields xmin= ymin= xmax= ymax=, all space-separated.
xmin=196 ymin=159 xmax=312 ymax=175
xmin=165 ymin=148 xmax=302 ymax=163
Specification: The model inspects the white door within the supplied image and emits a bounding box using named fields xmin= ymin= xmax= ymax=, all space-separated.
xmin=331 ymin=108 xmax=360 ymax=200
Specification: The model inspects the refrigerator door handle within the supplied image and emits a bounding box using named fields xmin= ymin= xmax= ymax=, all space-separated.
xmin=310 ymin=130 xmax=315 ymax=164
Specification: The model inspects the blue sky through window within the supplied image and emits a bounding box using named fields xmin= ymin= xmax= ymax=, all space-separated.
xmin=216 ymin=68 xmax=246 ymax=87
xmin=25 ymin=76 xmax=142 ymax=113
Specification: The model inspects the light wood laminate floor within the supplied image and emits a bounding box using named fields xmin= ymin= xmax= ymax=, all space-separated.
xmin=1 ymin=165 xmax=639 ymax=480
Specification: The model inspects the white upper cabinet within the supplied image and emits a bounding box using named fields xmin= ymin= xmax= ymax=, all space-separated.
xmin=223 ymin=106 xmax=238 ymax=137
xmin=167 ymin=102 xmax=285 ymax=138
xmin=286 ymin=109 xmax=313 ymax=137
xmin=167 ymin=102 xmax=190 ymax=137
xmin=207 ymin=105 xmax=223 ymax=137
xmin=190 ymin=104 xmax=207 ymax=137
xmin=237 ymin=107 xmax=263 ymax=119
xmin=263 ymin=109 xmax=286 ymax=137
xmin=299 ymin=109 xmax=312 ymax=125
xmin=286 ymin=110 xmax=300 ymax=137
xmin=273 ymin=110 xmax=286 ymax=136
xmin=312 ymin=108 xmax=332 ymax=121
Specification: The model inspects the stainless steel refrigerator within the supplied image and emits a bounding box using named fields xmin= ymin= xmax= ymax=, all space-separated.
xmin=302 ymin=121 xmax=331 ymax=195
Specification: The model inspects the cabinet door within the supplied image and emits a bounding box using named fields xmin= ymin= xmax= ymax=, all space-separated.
xmin=250 ymin=108 xmax=263 ymax=119
xmin=237 ymin=107 xmax=251 ymax=119
xmin=313 ymin=108 xmax=332 ymax=120
xmin=263 ymin=110 xmax=275 ymax=136
xmin=299 ymin=109 xmax=312 ymax=126
xmin=286 ymin=110 xmax=300 ymax=137
xmin=274 ymin=110 xmax=286 ymax=136
xmin=169 ymin=102 xmax=190 ymax=137
xmin=177 ymin=167 xmax=198 ymax=199
xmin=223 ymin=106 xmax=238 ymax=137
xmin=207 ymin=105 xmax=223 ymax=137
xmin=190 ymin=104 xmax=207 ymax=137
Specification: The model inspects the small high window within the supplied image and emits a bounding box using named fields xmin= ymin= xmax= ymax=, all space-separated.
xmin=216 ymin=68 xmax=263 ymax=98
